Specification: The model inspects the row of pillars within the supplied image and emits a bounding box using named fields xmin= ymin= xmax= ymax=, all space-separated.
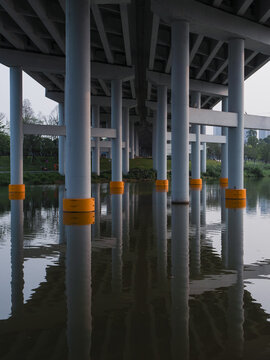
xmin=151 ymin=20 xmax=245 ymax=204
xmin=8 ymin=2 xmax=246 ymax=212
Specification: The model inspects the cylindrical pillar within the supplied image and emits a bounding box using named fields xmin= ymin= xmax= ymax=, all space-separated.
xmin=123 ymin=107 xmax=129 ymax=175
xmin=58 ymin=102 xmax=65 ymax=176
xmin=191 ymin=92 xmax=201 ymax=186
xmin=64 ymin=0 xmax=93 ymax=212
xmin=221 ymin=97 xmax=228 ymax=186
xmin=130 ymin=118 xmax=134 ymax=159
xmin=110 ymin=79 xmax=124 ymax=192
xmin=201 ymin=125 xmax=207 ymax=173
xmin=152 ymin=114 xmax=157 ymax=170
xmin=9 ymin=67 xmax=25 ymax=197
xmin=227 ymin=39 xmax=246 ymax=200
xmin=171 ymin=21 xmax=189 ymax=203
xmin=156 ymin=85 xmax=168 ymax=189
xmin=135 ymin=128 xmax=139 ymax=156
xmin=92 ymin=105 xmax=100 ymax=176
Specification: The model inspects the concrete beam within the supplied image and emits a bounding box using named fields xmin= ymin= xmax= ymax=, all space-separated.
xmin=46 ymin=91 xmax=137 ymax=107
xmin=152 ymin=0 xmax=270 ymax=55
xmin=147 ymin=70 xmax=228 ymax=96
xmin=23 ymin=124 xmax=117 ymax=138
xmin=0 ymin=49 xmax=134 ymax=80
xmin=167 ymin=132 xmax=226 ymax=143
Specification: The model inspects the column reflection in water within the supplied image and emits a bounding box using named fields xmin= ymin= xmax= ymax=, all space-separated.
xmin=123 ymin=183 xmax=130 ymax=252
xmin=227 ymin=207 xmax=244 ymax=358
xmin=111 ymin=193 xmax=123 ymax=294
xmin=92 ymin=184 xmax=101 ymax=239
xmin=59 ymin=185 xmax=66 ymax=244
xmin=155 ymin=190 xmax=167 ymax=285
xmin=190 ymin=188 xmax=201 ymax=277
xmin=201 ymin=183 xmax=206 ymax=226
xmin=221 ymin=187 xmax=228 ymax=267
xmin=66 ymin=225 xmax=92 ymax=360
xmin=171 ymin=205 xmax=189 ymax=360
xmin=11 ymin=199 xmax=24 ymax=316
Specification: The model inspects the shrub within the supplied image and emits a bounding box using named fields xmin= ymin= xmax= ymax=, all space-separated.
xmin=125 ymin=168 xmax=156 ymax=180
xmin=244 ymin=163 xmax=264 ymax=177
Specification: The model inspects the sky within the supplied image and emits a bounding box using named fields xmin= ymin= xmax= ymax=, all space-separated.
xmin=1 ymin=61 xmax=270 ymax=122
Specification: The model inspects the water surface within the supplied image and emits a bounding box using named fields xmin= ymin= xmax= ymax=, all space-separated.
xmin=0 ymin=180 xmax=270 ymax=359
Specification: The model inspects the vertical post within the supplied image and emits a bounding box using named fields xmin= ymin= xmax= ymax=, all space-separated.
xmin=220 ymin=97 xmax=228 ymax=186
xmin=58 ymin=102 xmax=65 ymax=176
xmin=123 ymin=107 xmax=129 ymax=175
xmin=201 ymin=125 xmax=207 ymax=173
xmin=135 ymin=128 xmax=139 ymax=156
xmin=9 ymin=67 xmax=25 ymax=198
xmin=64 ymin=0 xmax=94 ymax=212
xmin=171 ymin=20 xmax=189 ymax=203
xmin=226 ymin=39 xmax=246 ymax=201
xmin=130 ymin=118 xmax=134 ymax=159
xmin=156 ymin=85 xmax=168 ymax=189
xmin=190 ymin=92 xmax=202 ymax=186
xmin=110 ymin=79 xmax=124 ymax=192
xmin=92 ymin=105 xmax=100 ymax=176
xmin=152 ymin=114 xmax=157 ymax=170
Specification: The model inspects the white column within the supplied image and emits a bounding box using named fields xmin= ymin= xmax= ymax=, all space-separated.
xmin=130 ymin=118 xmax=134 ymax=159
xmin=152 ymin=114 xmax=157 ymax=170
xmin=156 ymin=85 xmax=167 ymax=181
xmin=201 ymin=126 xmax=207 ymax=173
xmin=10 ymin=67 xmax=23 ymax=187
xmin=92 ymin=105 xmax=100 ymax=176
xmin=111 ymin=79 xmax=123 ymax=183
xmin=191 ymin=92 xmax=201 ymax=180
xmin=221 ymin=97 xmax=228 ymax=180
xmin=58 ymin=102 xmax=65 ymax=176
xmin=171 ymin=20 xmax=189 ymax=203
xmin=65 ymin=0 xmax=91 ymax=202
xmin=123 ymin=107 xmax=129 ymax=175
xmin=228 ymin=39 xmax=245 ymax=191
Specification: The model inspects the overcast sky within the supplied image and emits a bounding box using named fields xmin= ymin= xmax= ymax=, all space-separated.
xmin=0 ymin=61 xmax=270 ymax=121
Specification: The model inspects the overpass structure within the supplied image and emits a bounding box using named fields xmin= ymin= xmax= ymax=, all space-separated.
xmin=2 ymin=0 xmax=270 ymax=210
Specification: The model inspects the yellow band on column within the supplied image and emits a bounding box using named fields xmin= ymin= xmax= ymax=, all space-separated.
xmin=63 ymin=198 xmax=95 ymax=212
xmin=190 ymin=178 xmax=202 ymax=185
xmin=9 ymin=184 xmax=25 ymax=193
xmin=156 ymin=179 xmax=168 ymax=187
xmin=226 ymin=199 xmax=246 ymax=209
xmin=220 ymin=178 xmax=228 ymax=185
xmin=110 ymin=181 xmax=125 ymax=189
xmin=225 ymin=189 xmax=246 ymax=199
xmin=63 ymin=212 xmax=95 ymax=225
xmin=190 ymin=184 xmax=202 ymax=190
xmin=110 ymin=187 xmax=124 ymax=195
xmin=9 ymin=192 xmax=25 ymax=200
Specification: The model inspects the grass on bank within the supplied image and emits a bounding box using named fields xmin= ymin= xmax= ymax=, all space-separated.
xmin=0 ymin=156 xmax=270 ymax=186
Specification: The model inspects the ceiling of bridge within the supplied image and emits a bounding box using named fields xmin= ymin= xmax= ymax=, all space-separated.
xmin=0 ymin=0 xmax=269 ymax=123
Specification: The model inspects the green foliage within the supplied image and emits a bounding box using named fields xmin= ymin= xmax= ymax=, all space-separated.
xmin=125 ymin=168 xmax=157 ymax=180
xmin=203 ymin=161 xmax=221 ymax=178
xmin=244 ymin=162 xmax=264 ymax=177
xmin=207 ymin=143 xmax=221 ymax=160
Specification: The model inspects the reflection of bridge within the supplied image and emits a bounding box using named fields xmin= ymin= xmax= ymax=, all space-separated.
xmin=2 ymin=185 xmax=270 ymax=359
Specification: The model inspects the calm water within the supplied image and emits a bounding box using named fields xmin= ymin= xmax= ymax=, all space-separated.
xmin=1 ymin=180 xmax=270 ymax=359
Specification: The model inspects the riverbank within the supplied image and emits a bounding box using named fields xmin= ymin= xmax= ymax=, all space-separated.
xmin=1 ymin=157 xmax=269 ymax=186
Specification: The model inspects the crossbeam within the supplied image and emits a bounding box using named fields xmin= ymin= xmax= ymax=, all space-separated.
xmin=0 ymin=49 xmax=134 ymax=80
